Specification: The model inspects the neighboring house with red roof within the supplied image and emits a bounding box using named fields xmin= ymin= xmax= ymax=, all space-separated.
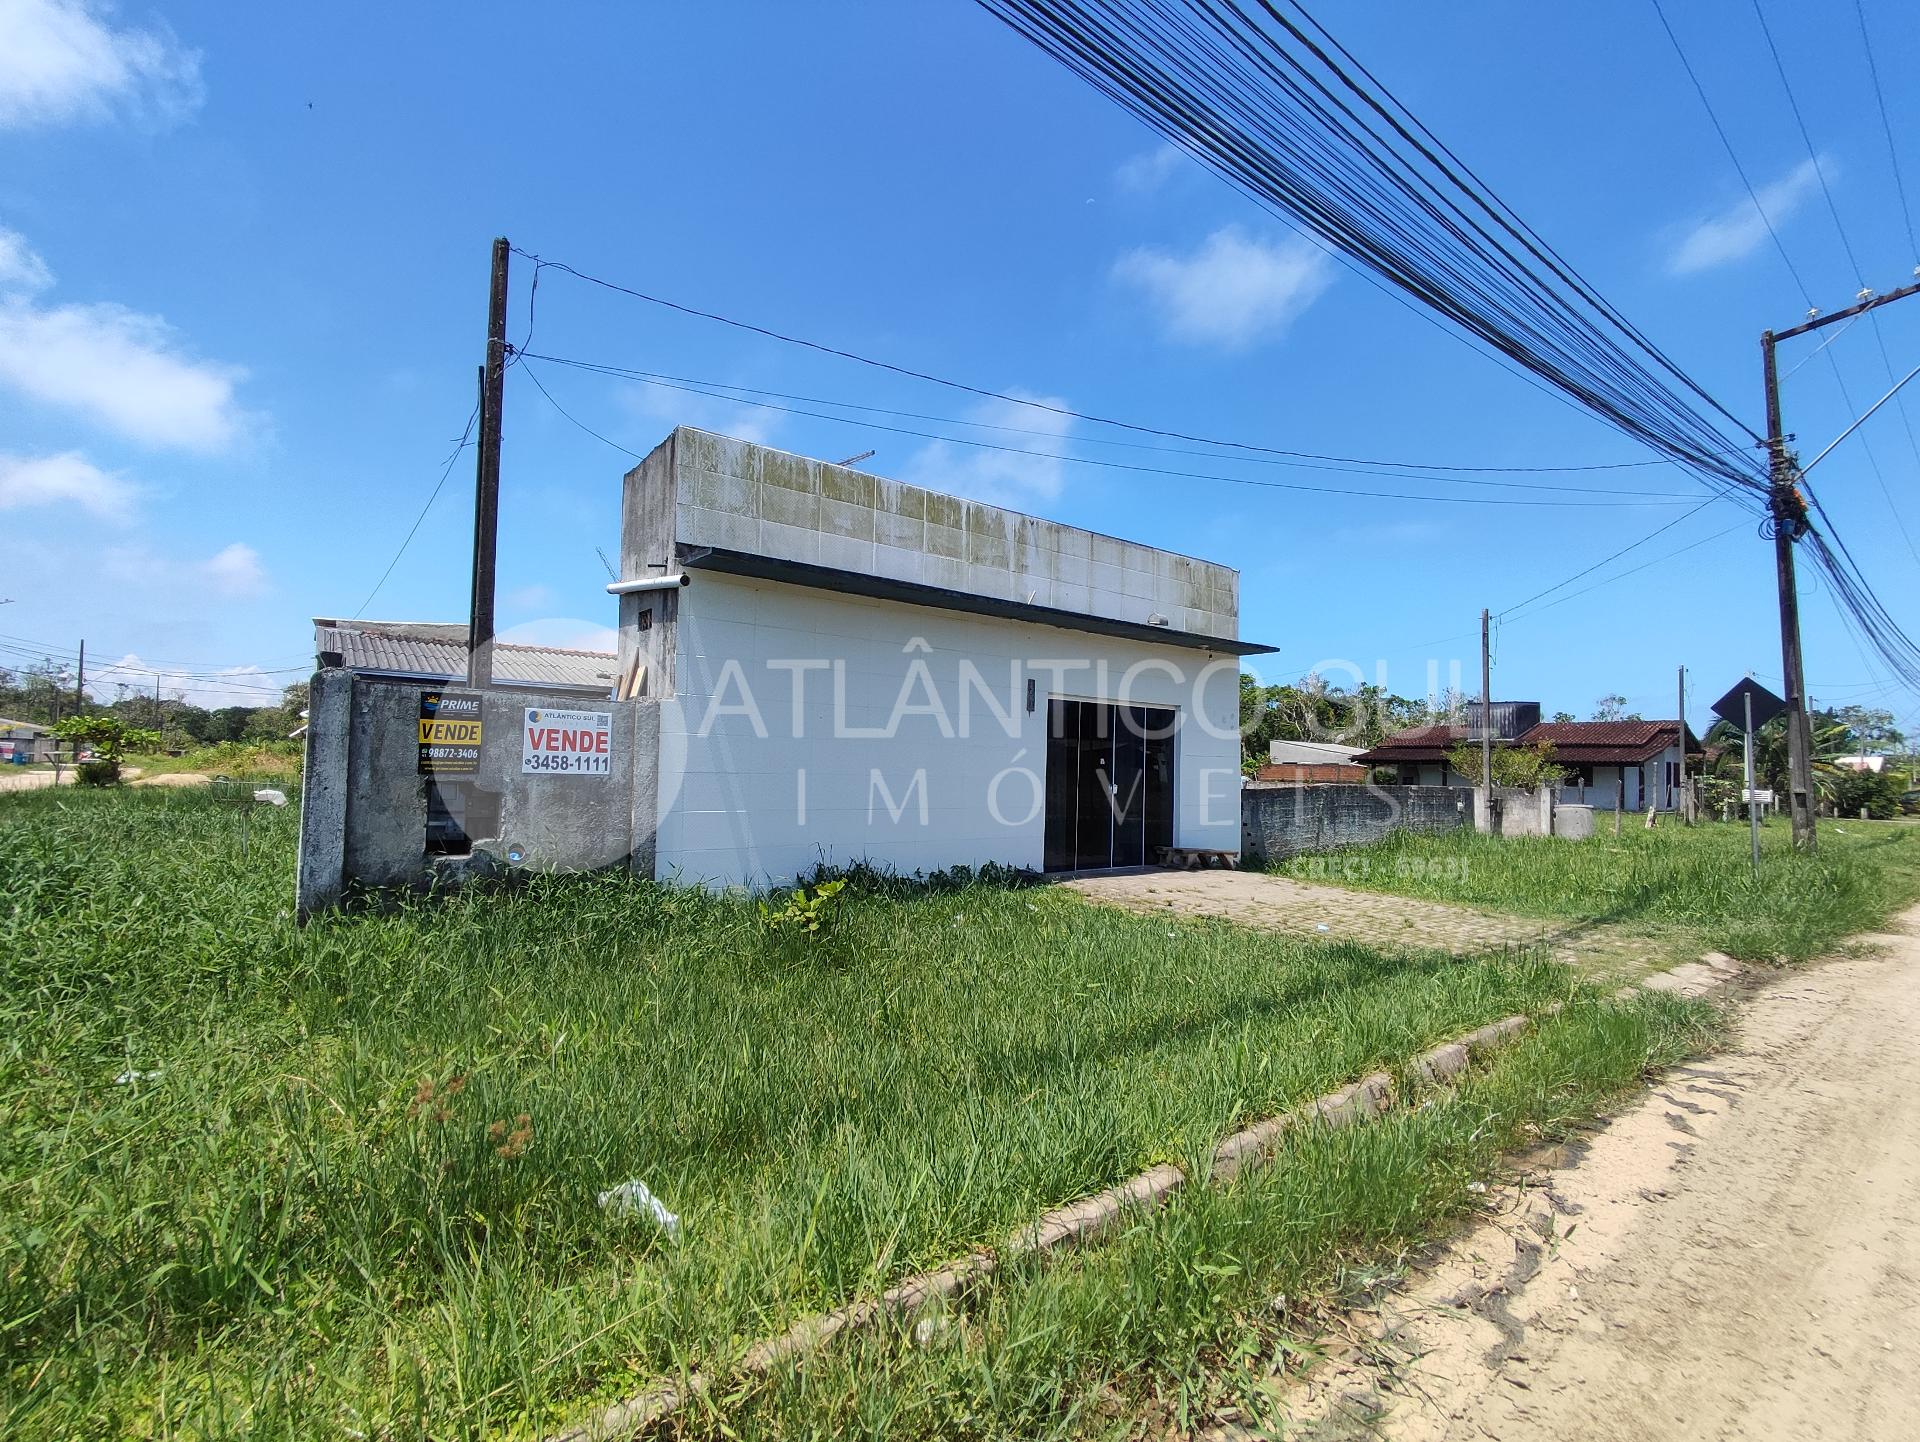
xmin=1353 ymin=702 xmax=1702 ymax=812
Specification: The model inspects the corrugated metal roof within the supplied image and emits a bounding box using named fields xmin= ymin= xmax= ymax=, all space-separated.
xmin=314 ymin=620 xmax=616 ymax=694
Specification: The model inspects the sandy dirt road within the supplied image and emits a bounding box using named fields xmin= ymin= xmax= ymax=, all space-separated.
xmin=1259 ymin=905 xmax=1920 ymax=1442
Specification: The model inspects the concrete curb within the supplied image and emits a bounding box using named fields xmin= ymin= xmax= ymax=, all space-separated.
xmin=545 ymin=955 xmax=1733 ymax=1441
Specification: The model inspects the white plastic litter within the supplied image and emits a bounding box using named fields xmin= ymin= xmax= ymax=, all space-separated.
xmin=598 ymin=1179 xmax=681 ymax=1238
xmin=1315 ymin=923 xmax=1331 ymax=932
xmin=114 ymin=1069 xmax=161 ymax=1085
xmin=253 ymin=788 xmax=289 ymax=806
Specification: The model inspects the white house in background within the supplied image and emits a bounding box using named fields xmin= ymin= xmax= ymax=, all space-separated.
xmin=616 ymin=428 xmax=1275 ymax=885
xmin=1354 ymin=702 xmax=1700 ymax=812
xmin=1833 ymin=754 xmax=1886 ymax=773
xmin=1268 ymin=738 xmax=1364 ymax=766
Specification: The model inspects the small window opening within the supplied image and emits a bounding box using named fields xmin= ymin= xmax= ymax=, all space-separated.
xmin=426 ymin=782 xmax=502 ymax=857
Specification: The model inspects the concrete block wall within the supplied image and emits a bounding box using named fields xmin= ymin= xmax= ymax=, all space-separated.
xmin=646 ymin=428 xmax=1240 ymax=640
xmin=297 ymin=671 xmax=658 ymax=914
xmin=1241 ymin=784 xmax=1472 ymax=863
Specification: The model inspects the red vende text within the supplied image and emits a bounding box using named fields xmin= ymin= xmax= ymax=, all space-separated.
xmin=527 ymin=727 xmax=610 ymax=753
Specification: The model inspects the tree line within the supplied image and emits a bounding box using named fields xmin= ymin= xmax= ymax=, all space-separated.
xmin=0 ymin=660 xmax=308 ymax=752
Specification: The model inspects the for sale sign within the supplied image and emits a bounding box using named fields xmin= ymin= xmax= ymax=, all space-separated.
xmin=522 ymin=707 xmax=613 ymax=775
xmin=418 ymin=689 xmax=484 ymax=774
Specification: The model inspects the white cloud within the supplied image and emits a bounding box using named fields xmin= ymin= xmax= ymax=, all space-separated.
xmin=1115 ymin=143 xmax=1186 ymax=195
xmin=902 ymin=392 xmax=1075 ymax=509
xmin=1666 ymin=158 xmax=1824 ymax=275
xmin=92 ymin=654 xmax=288 ymax=711
xmin=620 ymin=380 xmax=781 ymax=447
xmin=99 ymin=539 xmax=269 ymax=600
xmin=504 ymin=582 xmax=557 ymax=613
xmin=202 ymin=542 xmax=265 ymax=597
xmin=0 ymin=226 xmax=52 ymax=293
xmin=1113 ymin=226 xmax=1335 ymax=348
xmin=0 ymin=450 xmax=135 ymax=519
xmin=498 ymin=618 xmax=619 ymax=654
xmin=0 ymin=292 xmax=247 ymax=450
xmin=0 ymin=0 xmax=202 ymax=130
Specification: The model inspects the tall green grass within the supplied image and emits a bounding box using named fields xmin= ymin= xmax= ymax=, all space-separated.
xmin=2 ymin=790 xmax=1660 ymax=1439
xmin=1272 ymin=818 xmax=1920 ymax=961
xmin=688 ymin=992 xmax=1718 ymax=1441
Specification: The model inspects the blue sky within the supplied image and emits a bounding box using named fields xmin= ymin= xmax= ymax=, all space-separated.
xmin=1 ymin=1 xmax=1916 ymax=735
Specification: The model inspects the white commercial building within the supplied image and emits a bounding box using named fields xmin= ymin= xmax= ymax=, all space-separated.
xmin=620 ymin=429 xmax=1273 ymax=886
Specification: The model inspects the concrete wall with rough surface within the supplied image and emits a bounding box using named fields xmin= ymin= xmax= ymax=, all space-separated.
xmin=297 ymin=670 xmax=658 ymax=913
xmin=1241 ymin=784 xmax=1471 ymax=862
xmin=631 ymin=427 xmax=1239 ymax=640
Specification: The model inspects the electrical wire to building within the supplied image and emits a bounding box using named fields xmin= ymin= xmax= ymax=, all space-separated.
xmin=350 ymin=400 xmax=481 ymax=618
xmin=516 ymin=352 xmax=1706 ymax=496
xmin=515 ymin=355 xmax=1703 ymax=509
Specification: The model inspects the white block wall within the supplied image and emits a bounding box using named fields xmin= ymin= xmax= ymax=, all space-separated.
xmin=654 ymin=572 xmax=1244 ymax=888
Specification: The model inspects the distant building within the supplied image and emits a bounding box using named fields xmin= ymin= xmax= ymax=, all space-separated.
xmin=1832 ymin=754 xmax=1886 ymax=774
xmin=313 ymin=619 xmax=618 ymax=700
xmin=1267 ymin=738 xmax=1365 ymax=766
xmin=1251 ymin=761 xmax=1371 ymax=785
xmin=1353 ymin=704 xmax=1701 ymax=811
xmin=0 ymin=717 xmax=55 ymax=765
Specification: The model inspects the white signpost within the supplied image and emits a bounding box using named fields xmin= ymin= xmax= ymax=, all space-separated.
xmin=522 ymin=708 xmax=613 ymax=775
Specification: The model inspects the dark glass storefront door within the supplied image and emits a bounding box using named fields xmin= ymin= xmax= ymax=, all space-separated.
xmin=1043 ymin=699 xmax=1176 ymax=871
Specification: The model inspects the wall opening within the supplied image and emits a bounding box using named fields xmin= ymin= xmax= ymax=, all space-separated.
xmin=425 ymin=781 xmax=502 ymax=857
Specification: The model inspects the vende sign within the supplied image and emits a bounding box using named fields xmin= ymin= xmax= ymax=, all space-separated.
xmin=522 ymin=708 xmax=614 ymax=775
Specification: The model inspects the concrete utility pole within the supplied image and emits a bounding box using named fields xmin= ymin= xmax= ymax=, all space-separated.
xmin=1744 ymin=687 xmax=1761 ymax=870
xmin=467 ymin=236 xmax=510 ymax=689
xmin=1760 ymin=277 xmax=1920 ymax=854
xmin=1479 ymin=607 xmax=1493 ymax=824
xmin=1677 ymin=663 xmax=1689 ymax=823
xmin=74 ymin=639 xmax=85 ymax=716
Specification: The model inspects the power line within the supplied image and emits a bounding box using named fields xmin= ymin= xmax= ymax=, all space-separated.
xmin=1656 ymin=0 xmax=1920 ymax=572
xmin=516 ymin=247 xmax=1753 ymax=494
xmin=350 ymin=401 xmax=481 ymax=619
xmin=1496 ymin=500 xmax=1718 ymax=618
xmin=1502 ymin=521 xmax=1748 ymax=625
xmin=533 ymin=359 xmax=1704 ymax=495
xmin=1851 ymin=0 xmax=1918 ymax=261
xmin=519 ymin=354 xmax=1705 ymax=509
xmin=1649 ymin=0 xmax=1813 ymax=307
xmin=1748 ymin=0 xmax=1862 ymax=282
xmin=520 ymin=350 xmax=1703 ymax=497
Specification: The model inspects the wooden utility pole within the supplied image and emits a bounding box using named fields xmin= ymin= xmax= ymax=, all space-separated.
xmin=467 ymin=236 xmax=510 ymax=689
xmin=74 ymin=639 xmax=85 ymax=716
xmin=1759 ymin=277 xmax=1920 ymax=853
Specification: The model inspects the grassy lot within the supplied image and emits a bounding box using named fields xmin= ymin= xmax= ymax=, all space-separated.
xmin=124 ymin=739 xmax=303 ymax=784
xmin=1271 ymin=816 xmax=1920 ymax=963
xmin=2 ymin=789 xmax=1705 ymax=1440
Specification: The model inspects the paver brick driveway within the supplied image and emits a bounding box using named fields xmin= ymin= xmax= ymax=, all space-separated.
xmin=1065 ymin=868 xmax=1678 ymax=984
